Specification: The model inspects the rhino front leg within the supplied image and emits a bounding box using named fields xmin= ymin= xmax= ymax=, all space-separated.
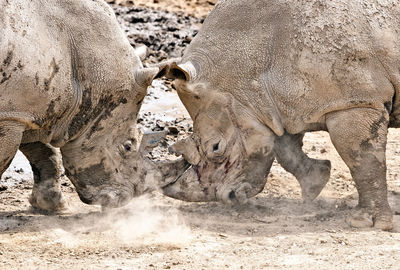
xmin=275 ymin=132 xmax=331 ymax=202
xmin=0 ymin=121 xmax=25 ymax=175
xmin=19 ymin=142 xmax=67 ymax=212
xmin=326 ymin=108 xmax=392 ymax=231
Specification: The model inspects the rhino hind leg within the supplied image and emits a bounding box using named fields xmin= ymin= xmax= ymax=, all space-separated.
xmin=326 ymin=108 xmax=392 ymax=231
xmin=19 ymin=142 xmax=68 ymax=212
xmin=275 ymin=132 xmax=331 ymax=202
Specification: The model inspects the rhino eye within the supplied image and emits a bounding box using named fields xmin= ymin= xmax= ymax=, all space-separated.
xmin=123 ymin=140 xmax=133 ymax=152
xmin=212 ymin=143 xmax=219 ymax=152
xmin=206 ymin=138 xmax=226 ymax=161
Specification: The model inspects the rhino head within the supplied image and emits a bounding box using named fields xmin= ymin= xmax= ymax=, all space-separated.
xmin=161 ymin=61 xmax=276 ymax=204
xmin=59 ymin=56 xmax=178 ymax=208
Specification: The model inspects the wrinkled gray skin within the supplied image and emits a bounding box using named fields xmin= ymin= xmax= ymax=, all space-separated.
xmin=162 ymin=0 xmax=400 ymax=230
xmin=0 ymin=0 xmax=177 ymax=211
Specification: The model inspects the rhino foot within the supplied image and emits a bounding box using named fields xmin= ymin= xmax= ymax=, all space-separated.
xmin=299 ymin=159 xmax=331 ymax=202
xmin=29 ymin=186 xmax=68 ymax=212
xmin=346 ymin=208 xmax=393 ymax=231
xmin=345 ymin=209 xmax=374 ymax=228
xmin=374 ymin=216 xmax=393 ymax=231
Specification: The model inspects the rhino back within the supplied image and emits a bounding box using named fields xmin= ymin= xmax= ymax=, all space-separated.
xmin=0 ymin=0 xmax=142 ymax=144
xmin=289 ymin=0 xmax=400 ymax=130
xmin=184 ymin=0 xmax=400 ymax=133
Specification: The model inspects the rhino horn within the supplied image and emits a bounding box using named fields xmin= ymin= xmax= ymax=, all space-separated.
xmin=135 ymin=130 xmax=191 ymax=188
xmin=135 ymin=64 xmax=169 ymax=87
xmin=169 ymin=137 xmax=201 ymax=165
xmin=154 ymin=158 xmax=191 ymax=187
xmin=161 ymin=165 xmax=212 ymax=201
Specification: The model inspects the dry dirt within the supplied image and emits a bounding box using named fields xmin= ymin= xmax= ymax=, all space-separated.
xmin=1 ymin=1 xmax=400 ymax=270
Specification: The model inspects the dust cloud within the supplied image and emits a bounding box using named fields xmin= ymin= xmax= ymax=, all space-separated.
xmin=47 ymin=194 xmax=192 ymax=249
xmin=108 ymin=195 xmax=192 ymax=245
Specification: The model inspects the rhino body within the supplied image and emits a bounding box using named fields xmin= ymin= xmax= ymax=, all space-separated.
xmin=0 ymin=0 xmax=176 ymax=210
xmin=163 ymin=0 xmax=399 ymax=230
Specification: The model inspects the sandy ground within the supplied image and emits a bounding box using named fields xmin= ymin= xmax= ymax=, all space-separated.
xmin=1 ymin=1 xmax=400 ymax=270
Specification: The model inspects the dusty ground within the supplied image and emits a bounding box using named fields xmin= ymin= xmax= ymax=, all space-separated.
xmin=1 ymin=2 xmax=400 ymax=270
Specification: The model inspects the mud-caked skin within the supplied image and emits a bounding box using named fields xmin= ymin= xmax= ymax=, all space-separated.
xmin=0 ymin=0 xmax=174 ymax=210
xmin=19 ymin=142 xmax=67 ymax=212
xmin=162 ymin=0 xmax=400 ymax=230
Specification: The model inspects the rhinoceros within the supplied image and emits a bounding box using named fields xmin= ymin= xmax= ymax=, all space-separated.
xmin=0 ymin=0 xmax=179 ymax=211
xmin=161 ymin=0 xmax=399 ymax=230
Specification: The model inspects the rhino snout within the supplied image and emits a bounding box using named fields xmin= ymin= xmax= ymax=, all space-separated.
xmin=216 ymin=182 xmax=252 ymax=205
xmin=96 ymin=188 xmax=132 ymax=209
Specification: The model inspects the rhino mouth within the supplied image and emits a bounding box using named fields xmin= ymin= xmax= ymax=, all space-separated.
xmin=76 ymin=189 xmax=95 ymax=205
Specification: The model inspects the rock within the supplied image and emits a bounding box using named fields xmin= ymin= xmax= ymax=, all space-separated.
xmin=168 ymin=126 xmax=179 ymax=135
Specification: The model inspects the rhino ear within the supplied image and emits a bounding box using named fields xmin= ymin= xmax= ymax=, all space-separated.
xmin=134 ymin=44 xmax=148 ymax=62
xmin=169 ymin=61 xmax=197 ymax=82
xmin=135 ymin=64 xmax=170 ymax=88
